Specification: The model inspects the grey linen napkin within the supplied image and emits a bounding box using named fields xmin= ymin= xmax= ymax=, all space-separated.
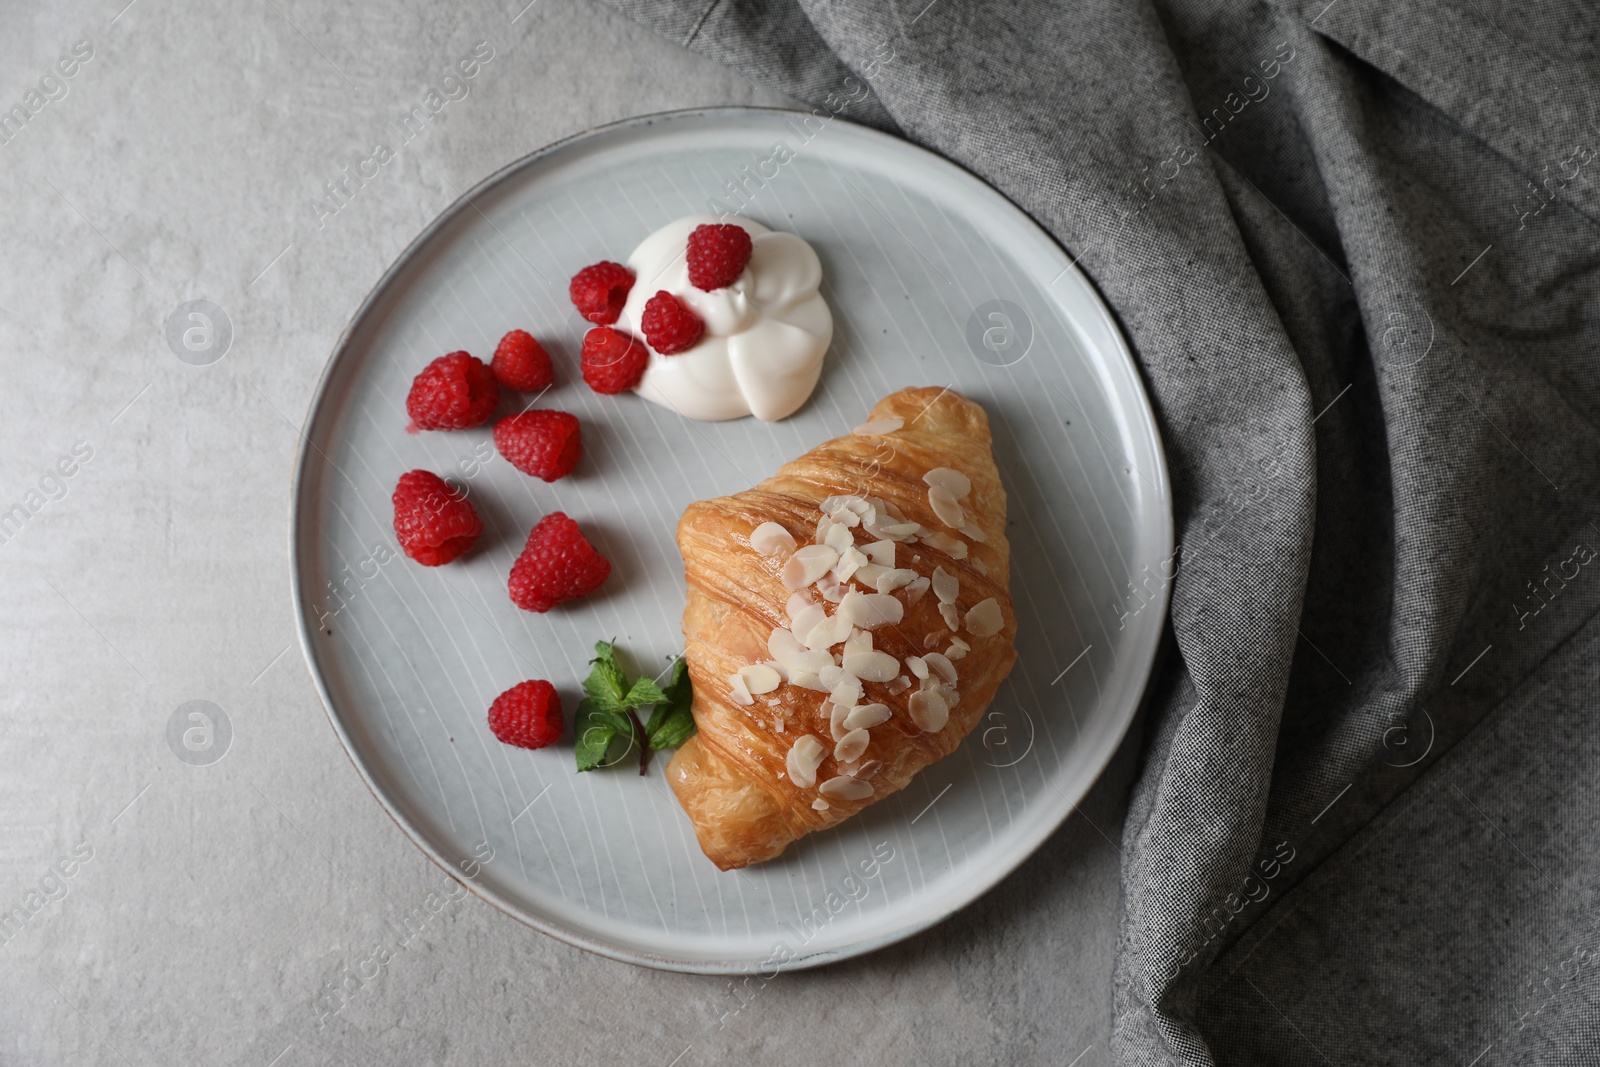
xmin=603 ymin=0 xmax=1600 ymax=1062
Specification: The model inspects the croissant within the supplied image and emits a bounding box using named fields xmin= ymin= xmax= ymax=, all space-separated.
xmin=667 ymin=386 xmax=1018 ymax=869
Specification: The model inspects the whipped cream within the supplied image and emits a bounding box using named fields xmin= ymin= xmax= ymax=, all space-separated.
xmin=618 ymin=215 xmax=832 ymax=422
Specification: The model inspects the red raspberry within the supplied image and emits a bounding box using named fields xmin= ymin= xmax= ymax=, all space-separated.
xmin=579 ymin=327 xmax=648 ymax=394
xmin=640 ymin=291 xmax=704 ymax=355
xmin=509 ymin=511 xmax=611 ymax=612
xmin=687 ymin=223 xmax=753 ymax=290
xmin=569 ymin=261 xmax=634 ymax=325
xmin=488 ymin=680 xmax=563 ymax=749
xmin=406 ymin=352 xmax=499 ymax=431
xmin=494 ymin=410 xmax=582 ymax=482
xmin=392 ymin=470 xmax=483 ymax=566
xmin=491 ymin=330 xmax=553 ymax=392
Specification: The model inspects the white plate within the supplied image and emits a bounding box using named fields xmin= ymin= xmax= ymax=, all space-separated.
xmin=290 ymin=108 xmax=1171 ymax=973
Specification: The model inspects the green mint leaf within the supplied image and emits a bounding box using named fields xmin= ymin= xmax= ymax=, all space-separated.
xmin=644 ymin=657 xmax=697 ymax=751
xmin=646 ymin=704 xmax=697 ymax=751
xmin=574 ymin=698 xmax=632 ymax=772
xmin=621 ymin=675 xmax=668 ymax=710
xmin=582 ymin=640 xmax=628 ymax=712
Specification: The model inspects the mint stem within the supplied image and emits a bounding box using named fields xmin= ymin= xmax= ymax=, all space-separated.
xmin=627 ymin=709 xmax=650 ymax=776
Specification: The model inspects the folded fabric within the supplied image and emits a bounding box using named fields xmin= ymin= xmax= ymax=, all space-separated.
xmin=605 ymin=1 xmax=1600 ymax=1062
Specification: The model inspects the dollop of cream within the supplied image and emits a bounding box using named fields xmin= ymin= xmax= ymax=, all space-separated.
xmin=618 ymin=215 xmax=832 ymax=422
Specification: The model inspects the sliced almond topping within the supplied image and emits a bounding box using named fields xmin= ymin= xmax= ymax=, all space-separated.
xmin=842 ymin=650 xmax=900 ymax=682
xmin=970 ymin=557 xmax=989 ymax=575
xmin=790 ymin=670 xmax=830 ymax=692
xmin=829 ymin=701 xmax=850 ymax=741
xmin=903 ymin=575 xmax=931 ymax=605
xmin=818 ymin=664 xmax=847 ymax=690
xmin=853 ymin=417 xmax=903 ymax=436
xmin=842 ymin=627 xmax=873 ymax=657
xmin=852 ymin=759 xmax=883 ymax=780
xmin=908 ymin=688 xmax=950 ymax=732
xmin=854 ymin=563 xmax=887 ymax=588
xmin=838 ymin=589 xmax=904 ymax=629
xmin=843 ymin=702 xmax=892 ymax=730
xmin=885 ymin=675 xmax=912 ymax=695
xmin=946 ymin=637 xmax=970 ymax=661
xmin=739 ymin=663 xmax=782 ymax=695
xmin=960 ymin=522 xmax=987 ymax=543
xmin=929 ymin=485 xmax=966 ymax=528
xmin=790 ymin=603 xmax=826 ymax=642
xmin=751 ymin=521 xmax=797 ymax=556
xmin=965 ymin=597 xmax=1004 ymax=638
xmin=831 ymin=677 xmax=864 ymax=708
xmin=905 ymin=655 xmax=929 ymax=680
xmin=834 ymin=728 xmax=870 ymax=764
xmin=824 ymin=522 xmax=855 ymax=553
xmin=874 ymin=568 xmax=919 ymax=593
xmin=932 ymin=565 xmax=959 ymax=604
xmin=816 ymin=572 xmax=845 ymax=602
xmin=785 ymin=589 xmax=816 ymax=620
xmin=782 ymin=544 xmax=838 ymax=590
xmin=939 ymin=602 xmax=961 ymax=631
xmin=728 ymin=673 xmax=754 ymax=706
xmin=786 ymin=735 xmax=826 ymax=789
xmin=802 ymin=613 xmax=853 ymax=651
xmin=921 ymin=530 xmax=968 ymax=559
xmin=923 ymin=652 xmax=958 ymax=685
xmin=812 ymin=798 xmax=830 ymax=811
xmin=862 ymin=540 xmax=895 ymax=567
xmin=923 ymin=633 xmax=941 ymax=649
xmin=820 ymin=495 xmax=869 ymax=523
xmin=922 ymin=467 xmax=972 ymax=499
xmin=881 ymin=521 xmax=922 ymax=540
xmin=819 ymin=775 xmax=874 ymax=801
xmin=835 ymin=545 xmax=867 ymax=582
xmin=768 ymin=627 xmax=804 ymax=667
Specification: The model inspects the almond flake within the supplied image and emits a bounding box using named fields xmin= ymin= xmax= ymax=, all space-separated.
xmin=824 ymin=522 xmax=855 ymax=553
xmin=965 ymin=597 xmax=1004 ymax=638
xmin=786 ymin=735 xmax=826 ymax=789
xmin=922 ymin=467 xmax=972 ymax=499
xmin=838 ymin=589 xmax=904 ymax=629
xmin=834 ymin=728 xmax=870 ymax=763
xmin=903 ymin=576 xmax=931 ymax=605
xmin=929 ymin=486 xmax=965 ymax=528
xmin=819 ymin=776 xmax=874 ymax=801
xmin=739 ymin=663 xmax=782 ymax=695
xmin=782 ymin=544 xmax=838 ymax=590
xmin=842 ymin=627 xmax=873 ymax=657
xmin=853 ymin=417 xmax=903 ymax=436
xmin=885 ymin=675 xmax=912 ymax=695
xmin=829 ymin=701 xmax=850 ymax=741
xmin=844 ymin=702 xmax=892 ymax=730
xmin=923 ymin=652 xmax=958 ymax=685
xmin=853 ymin=759 xmax=883 ymax=780
xmin=842 ymin=650 xmax=900 ymax=682
xmin=854 ymin=563 xmax=887 ymax=588
xmin=816 ymin=572 xmax=845 ymax=602
xmin=932 ymin=565 xmax=959 ymax=604
xmin=881 ymin=522 xmax=922 ymax=540
xmin=908 ymin=689 xmax=950 ymax=732
xmin=862 ymin=540 xmax=895 ymax=567
xmin=921 ymin=530 xmax=967 ymax=559
xmin=728 ymin=673 xmax=754 ymax=705
xmin=803 ymin=613 xmax=853 ymax=651
xmin=905 ymin=655 xmax=929 ymax=680
xmin=960 ymin=522 xmax=987 ymax=543
xmin=831 ymin=677 xmax=864 ymax=708
xmin=790 ymin=603 xmax=826 ymax=642
xmin=939 ymin=602 xmax=961 ymax=631
xmin=786 ymin=590 xmax=816 ymax=620
xmin=812 ymin=798 xmax=830 ymax=811
xmin=751 ymin=521 xmax=797 ymax=556
xmin=875 ymin=568 xmax=919 ymax=594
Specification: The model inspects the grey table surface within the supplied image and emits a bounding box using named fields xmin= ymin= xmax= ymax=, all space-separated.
xmin=0 ymin=1 xmax=1137 ymax=1063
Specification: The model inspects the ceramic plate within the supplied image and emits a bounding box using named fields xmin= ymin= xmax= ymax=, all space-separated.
xmin=290 ymin=107 xmax=1171 ymax=973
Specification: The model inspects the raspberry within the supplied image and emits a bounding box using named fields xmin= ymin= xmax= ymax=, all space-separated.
xmin=494 ymin=410 xmax=582 ymax=482
xmin=491 ymin=330 xmax=553 ymax=392
xmin=687 ymin=223 xmax=753 ymax=290
xmin=509 ymin=511 xmax=611 ymax=612
xmin=488 ymin=680 xmax=563 ymax=749
xmin=569 ymin=261 xmax=634 ymax=325
xmin=640 ymin=291 xmax=704 ymax=355
xmin=392 ymin=470 xmax=483 ymax=566
xmin=406 ymin=352 xmax=499 ymax=431
xmin=579 ymin=327 xmax=649 ymax=394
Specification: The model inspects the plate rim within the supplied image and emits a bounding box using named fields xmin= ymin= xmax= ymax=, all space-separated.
xmin=288 ymin=105 xmax=1174 ymax=974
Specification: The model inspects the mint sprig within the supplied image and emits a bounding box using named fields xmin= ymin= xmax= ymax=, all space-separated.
xmin=574 ymin=641 xmax=695 ymax=775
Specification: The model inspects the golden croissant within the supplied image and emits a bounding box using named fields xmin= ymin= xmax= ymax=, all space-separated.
xmin=668 ymin=387 xmax=1018 ymax=869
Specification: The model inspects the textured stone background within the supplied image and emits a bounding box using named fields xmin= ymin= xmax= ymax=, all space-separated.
xmin=0 ymin=1 xmax=1136 ymax=1063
